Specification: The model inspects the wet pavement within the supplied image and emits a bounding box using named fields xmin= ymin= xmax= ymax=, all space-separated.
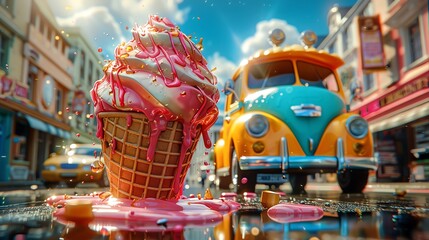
xmin=0 ymin=182 xmax=428 ymax=239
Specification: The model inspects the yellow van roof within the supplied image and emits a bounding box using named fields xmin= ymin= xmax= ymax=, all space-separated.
xmin=238 ymin=44 xmax=344 ymax=72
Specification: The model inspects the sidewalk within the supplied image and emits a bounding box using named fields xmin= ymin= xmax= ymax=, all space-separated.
xmin=0 ymin=180 xmax=45 ymax=191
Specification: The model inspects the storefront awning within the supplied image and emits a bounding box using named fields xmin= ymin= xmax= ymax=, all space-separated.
xmin=369 ymin=102 xmax=429 ymax=132
xmin=25 ymin=115 xmax=71 ymax=139
xmin=25 ymin=115 xmax=48 ymax=132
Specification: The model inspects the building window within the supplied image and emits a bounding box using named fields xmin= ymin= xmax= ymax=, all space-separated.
xmin=385 ymin=33 xmax=399 ymax=83
xmin=55 ymin=89 xmax=63 ymax=116
xmin=0 ymin=33 xmax=10 ymax=72
xmin=363 ymin=73 xmax=375 ymax=91
xmin=27 ymin=64 xmax=39 ymax=102
xmin=408 ymin=19 xmax=422 ymax=63
xmin=0 ymin=0 xmax=13 ymax=12
xmin=342 ymin=28 xmax=349 ymax=52
xmin=387 ymin=0 xmax=396 ymax=6
xmin=88 ymin=60 xmax=93 ymax=86
xmin=96 ymin=69 xmax=101 ymax=81
xmin=39 ymin=18 xmax=45 ymax=34
xmin=68 ymin=47 xmax=77 ymax=63
xmin=80 ymin=50 xmax=85 ymax=80
xmin=328 ymin=41 xmax=336 ymax=54
xmin=54 ymin=32 xmax=60 ymax=48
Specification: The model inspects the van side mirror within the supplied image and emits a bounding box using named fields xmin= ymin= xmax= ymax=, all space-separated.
xmin=223 ymin=79 xmax=234 ymax=96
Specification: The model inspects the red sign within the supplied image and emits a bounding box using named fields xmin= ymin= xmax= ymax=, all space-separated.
xmin=14 ymin=82 xmax=28 ymax=99
xmin=359 ymin=74 xmax=429 ymax=117
xmin=358 ymin=15 xmax=386 ymax=70
xmin=1 ymin=75 xmax=13 ymax=94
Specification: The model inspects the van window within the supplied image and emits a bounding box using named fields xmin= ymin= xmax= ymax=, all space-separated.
xmin=297 ymin=61 xmax=339 ymax=92
xmin=248 ymin=60 xmax=295 ymax=89
xmin=226 ymin=72 xmax=243 ymax=112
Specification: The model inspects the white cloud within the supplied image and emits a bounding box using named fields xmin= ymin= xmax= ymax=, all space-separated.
xmin=208 ymin=52 xmax=237 ymax=87
xmin=57 ymin=6 xmax=126 ymax=57
xmin=208 ymin=52 xmax=237 ymax=118
xmin=241 ymin=19 xmax=301 ymax=57
xmin=51 ymin=1 xmax=191 ymax=59
xmin=111 ymin=0 xmax=190 ymax=25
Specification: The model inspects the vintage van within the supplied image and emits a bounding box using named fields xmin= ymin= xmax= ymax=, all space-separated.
xmin=214 ymin=30 xmax=377 ymax=194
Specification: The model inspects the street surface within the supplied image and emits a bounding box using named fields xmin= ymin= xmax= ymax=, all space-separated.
xmin=0 ymin=181 xmax=428 ymax=239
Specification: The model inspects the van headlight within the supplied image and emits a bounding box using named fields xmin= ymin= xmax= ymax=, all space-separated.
xmin=245 ymin=114 xmax=269 ymax=137
xmin=346 ymin=116 xmax=368 ymax=138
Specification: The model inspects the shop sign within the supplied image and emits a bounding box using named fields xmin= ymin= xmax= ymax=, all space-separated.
xmin=358 ymin=15 xmax=386 ymax=70
xmin=379 ymin=75 xmax=428 ymax=107
xmin=0 ymin=75 xmax=13 ymax=95
xmin=360 ymin=74 xmax=429 ymax=117
xmin=14 ymin=82 xmax=28 ymax=99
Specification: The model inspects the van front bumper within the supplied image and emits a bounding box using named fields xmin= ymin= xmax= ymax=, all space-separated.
xmin=239 ymin=137 xmax=377 ymax=174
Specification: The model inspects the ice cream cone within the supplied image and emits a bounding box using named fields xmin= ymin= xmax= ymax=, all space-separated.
xmin=99 ymin=111 xmax=200 ymax=200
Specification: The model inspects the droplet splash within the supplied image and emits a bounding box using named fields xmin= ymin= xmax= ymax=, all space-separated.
xmin=91 ymin=160 xmax=105 ymax=173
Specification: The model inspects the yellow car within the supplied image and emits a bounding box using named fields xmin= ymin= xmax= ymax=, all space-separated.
xmin=41 ymin=143 xmax=109 ymax=188
xmin=214 ymin=30 xmax=376 ymax=194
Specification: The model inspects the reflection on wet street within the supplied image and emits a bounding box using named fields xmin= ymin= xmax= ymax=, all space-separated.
xmin=1 ymin=186 xmax=428 ymax=239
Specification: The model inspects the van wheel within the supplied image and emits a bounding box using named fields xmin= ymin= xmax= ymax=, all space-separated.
xmin=66 ymin=181 xmax=78 ymax=188
xmin=44 ymin=182 xmax=57 ymax=189
xmin=338 ymin=169 xmax=368 ymax=193
xmin=231 ymin=148 xmax=256 ymax=195
xmin=289 ymin=174 xmax=307 ymax=194
xmin=218 ymin=175 xmax=231 ymax=190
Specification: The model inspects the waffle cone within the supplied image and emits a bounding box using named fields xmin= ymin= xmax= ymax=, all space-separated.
xmin=99 ymin=112 xmax=200 ymax=200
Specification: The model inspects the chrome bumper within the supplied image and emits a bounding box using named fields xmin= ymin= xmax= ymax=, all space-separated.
xmin=239 ymin=137 xmax=377 ymax=174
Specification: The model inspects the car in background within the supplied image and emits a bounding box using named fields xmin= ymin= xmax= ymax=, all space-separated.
xmin=41 ymin=143 xmax=109 ymax=188
xmin=214 ymin=29 xmax=377 ymax=194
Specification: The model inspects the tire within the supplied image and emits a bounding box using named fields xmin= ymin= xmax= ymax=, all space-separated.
xmin=66 ymin=181 xmax=78 ymax=188
xmin=216 ymin=150 xmax=231 ymax=190
xmin=289 ymin=174 xmax=307 ymax=194
xmin=43 ymin=182 xmax=58 ymax=189
xmin=97 ymin=170 xmax=110 ymax=187
xmin=231 ymin=147 xmax=256 ymax=195
xmin=218 ymin=175 xmax=231 ymax=190
xmin=337 ymin=169 xmax=369 ymax=193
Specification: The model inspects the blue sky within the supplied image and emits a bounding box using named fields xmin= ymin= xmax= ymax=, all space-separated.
xmin=48 ymin=0 xmax=357 ymax=118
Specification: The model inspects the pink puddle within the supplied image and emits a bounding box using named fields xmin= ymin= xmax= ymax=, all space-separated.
xmin=267 ymin=203 xmax=324 ymax=223
xmin=46 ymin=192 xmax=240 ymax=232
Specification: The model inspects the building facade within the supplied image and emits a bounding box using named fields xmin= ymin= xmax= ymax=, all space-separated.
xmin=318 ymin=0 xmax=429 ymax=182
xmin=0 ymin=0 xmax=73 ymax=181
xmin=62 ymin=27 xmax=103 ymax=144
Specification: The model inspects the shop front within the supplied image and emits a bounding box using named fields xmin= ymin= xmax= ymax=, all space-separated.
xmin=0 ymin=76 xmax=72 ymax=182
xmin=357 ymin=73 xmax=429 ymax=182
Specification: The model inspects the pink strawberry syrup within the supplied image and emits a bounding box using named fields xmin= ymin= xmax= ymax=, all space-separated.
xmin=267 ymin=203 xmax=324 ymax=223
xmin=47 ymin=192 xmax=240 ymax=232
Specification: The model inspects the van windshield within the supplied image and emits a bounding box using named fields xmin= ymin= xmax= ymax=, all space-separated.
xmin=248 ymin=60 xmax=295 ymax=89
xmin=67 ymin=147 xmax=101 ymax=157
xmin=296 ymin=61 xmax=339 ymax=92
